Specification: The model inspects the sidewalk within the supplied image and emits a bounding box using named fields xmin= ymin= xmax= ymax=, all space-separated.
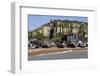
xmin=28 ymin=47 xmax=87 ymax=56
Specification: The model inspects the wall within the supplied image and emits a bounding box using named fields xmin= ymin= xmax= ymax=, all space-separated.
xmin=0 ymin=0 xmax=100 ymax=76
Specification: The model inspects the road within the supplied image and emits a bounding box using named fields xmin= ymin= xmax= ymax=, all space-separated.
xmin=28 ymin=50 xmax=88 ymax=61
xmin=28 ymin=47 xmax=87 ymax=56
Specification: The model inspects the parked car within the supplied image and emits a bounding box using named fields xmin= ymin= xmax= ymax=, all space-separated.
xmin=56 ymin=42 xmax=66 ymax=48
xmin=41 ymin=43 xmax=49 ymax=48
xmin=67 ymin=43 xmax=76 ymax=48
xmin=77 ymin=40 xmax=85 ymax=48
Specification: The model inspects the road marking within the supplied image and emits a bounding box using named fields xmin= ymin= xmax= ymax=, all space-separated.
xmin=32 ymin=50 xmax=73 ymax=57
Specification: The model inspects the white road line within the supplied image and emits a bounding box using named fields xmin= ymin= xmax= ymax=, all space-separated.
xmin=33 ymin=50 xmax=73 ymax=57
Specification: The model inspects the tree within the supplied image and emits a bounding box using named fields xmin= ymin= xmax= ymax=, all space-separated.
xmin=28 ymin=32 xmax=32 ymax=40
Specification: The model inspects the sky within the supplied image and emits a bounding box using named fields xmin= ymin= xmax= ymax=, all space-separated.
xmin=28 ymin=15 xmax=88 ymax=32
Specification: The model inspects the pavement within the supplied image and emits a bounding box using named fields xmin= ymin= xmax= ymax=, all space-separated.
xmin=28 ymin=47 xmax=87 ymax=56
xmin=28 ymin=49 xmax=88 ymax=61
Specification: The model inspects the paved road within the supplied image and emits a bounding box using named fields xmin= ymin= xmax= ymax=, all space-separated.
xmin=28 ymin=51 xmax=88 ymax=61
